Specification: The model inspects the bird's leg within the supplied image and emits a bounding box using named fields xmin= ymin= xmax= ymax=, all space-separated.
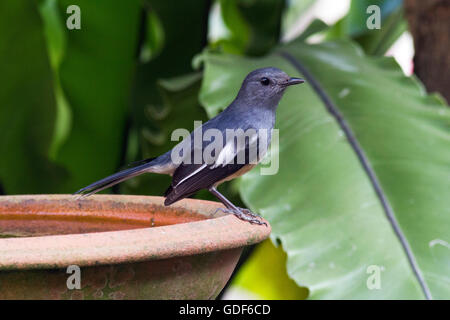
xmin=208 ymin=187 xmax=266 ymax=226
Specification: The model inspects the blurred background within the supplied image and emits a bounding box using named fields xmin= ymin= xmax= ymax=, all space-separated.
xmin=0 ymin=0 xmax=449 ymax=299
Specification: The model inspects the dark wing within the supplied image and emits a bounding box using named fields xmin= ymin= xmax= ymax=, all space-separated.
xmin=164 ymin=118 xmax=264 ymax=206
xmin=164 ymin=162 xmax=245 ymax=206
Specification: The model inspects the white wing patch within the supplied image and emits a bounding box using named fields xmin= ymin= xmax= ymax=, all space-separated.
xmin=212 ymin=133 xmax=259 ymax=169
xmin=213 ymin=142 xmax=235 ymax=168
xmin=174 ymin=163 xmax=207 ymax=187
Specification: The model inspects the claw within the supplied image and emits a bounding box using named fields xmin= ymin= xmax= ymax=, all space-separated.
xmin=213 ymin=207 xmax=267 ymax=226
xmin=237 ymin=207 xmax=260 ymax=218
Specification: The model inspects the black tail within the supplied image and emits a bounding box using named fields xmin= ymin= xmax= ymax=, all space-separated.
xmin=74 ymin=159 xmax=155 ymax=198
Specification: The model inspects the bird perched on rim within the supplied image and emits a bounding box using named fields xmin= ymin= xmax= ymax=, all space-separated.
xmin=75 ymin=67 xmax=304 ymax=225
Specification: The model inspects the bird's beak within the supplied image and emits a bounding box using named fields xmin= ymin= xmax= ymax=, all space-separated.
xmin=286 ymin=77 xmax=305 ymax=86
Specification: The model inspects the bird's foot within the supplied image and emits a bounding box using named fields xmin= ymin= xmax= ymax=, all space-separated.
xmin=213 ymin=207 xmax=266 ymax=226
xmin=237 ymin=207 xmax=260 ymax=218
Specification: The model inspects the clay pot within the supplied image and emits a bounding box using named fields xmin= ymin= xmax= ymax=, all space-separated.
xmin=0 ymin=194 xmax=270 ymax=299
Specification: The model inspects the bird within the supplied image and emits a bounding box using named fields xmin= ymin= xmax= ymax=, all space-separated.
xmin=75 ymin=67 xmax=304 ymax=225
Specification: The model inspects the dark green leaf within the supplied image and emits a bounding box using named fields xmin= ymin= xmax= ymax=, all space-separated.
xmin=217 ymin=0 xmax=285 ymax=56
xmin=0 ymin=0 xmax=67 ymax=194
xmin=53 ymin=0 xmax=141 ymax=192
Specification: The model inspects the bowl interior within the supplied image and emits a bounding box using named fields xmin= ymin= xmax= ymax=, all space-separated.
xmin=0 ymin=195 xmax=213 ymax=238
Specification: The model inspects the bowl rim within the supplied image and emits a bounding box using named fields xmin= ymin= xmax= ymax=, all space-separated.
xmin=0 ymin=194 xmax=271 ymax=270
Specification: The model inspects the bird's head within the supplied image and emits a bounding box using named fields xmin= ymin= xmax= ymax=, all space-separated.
xmin=237 ymin=67 xmax=304 ymax=106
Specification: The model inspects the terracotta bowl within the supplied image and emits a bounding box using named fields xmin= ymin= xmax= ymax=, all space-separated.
xmin=0 ymin=194 xmax=270 ymax=299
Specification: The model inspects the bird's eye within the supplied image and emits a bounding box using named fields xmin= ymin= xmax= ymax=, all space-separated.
xmin=260 ymin=77 xmax=270 ymax=86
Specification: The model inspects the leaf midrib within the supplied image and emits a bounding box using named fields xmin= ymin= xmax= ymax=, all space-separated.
xmin=277 ymin=49 xmax=432 ymax=300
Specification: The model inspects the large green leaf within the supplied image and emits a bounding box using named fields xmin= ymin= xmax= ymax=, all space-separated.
xmin=38 ymin=0 xmax=72 ymax=160
xmin=198 ymin=39 xmax=450 ymax=299
xmin=0 ymin=0 xmax=67 ymax=194
xmin=52 ymin=0 xmax=141 ymax=192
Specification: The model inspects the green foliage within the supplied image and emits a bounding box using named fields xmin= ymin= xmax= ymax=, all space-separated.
xmin=123 ymin=0 xmax=211 ymax=196
xmin=212 ymin=0 xmax=285 ymax=56
xmin=282 ymin=0 xmax=315 ymax=36
xmin=54 ymin=0 xmax=141 ymax=192
xmin=39 ymin=0 xmax=72 ymax=160
xmin=0 ymin=0 xmax=66 ymax=193
xmin=0 ymin=0 xmax=141 ymax=193
xmin=198 ymin=39 xmax=450 ymax=299
xmin=327 ymin=0 xmax=406 ymax=55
